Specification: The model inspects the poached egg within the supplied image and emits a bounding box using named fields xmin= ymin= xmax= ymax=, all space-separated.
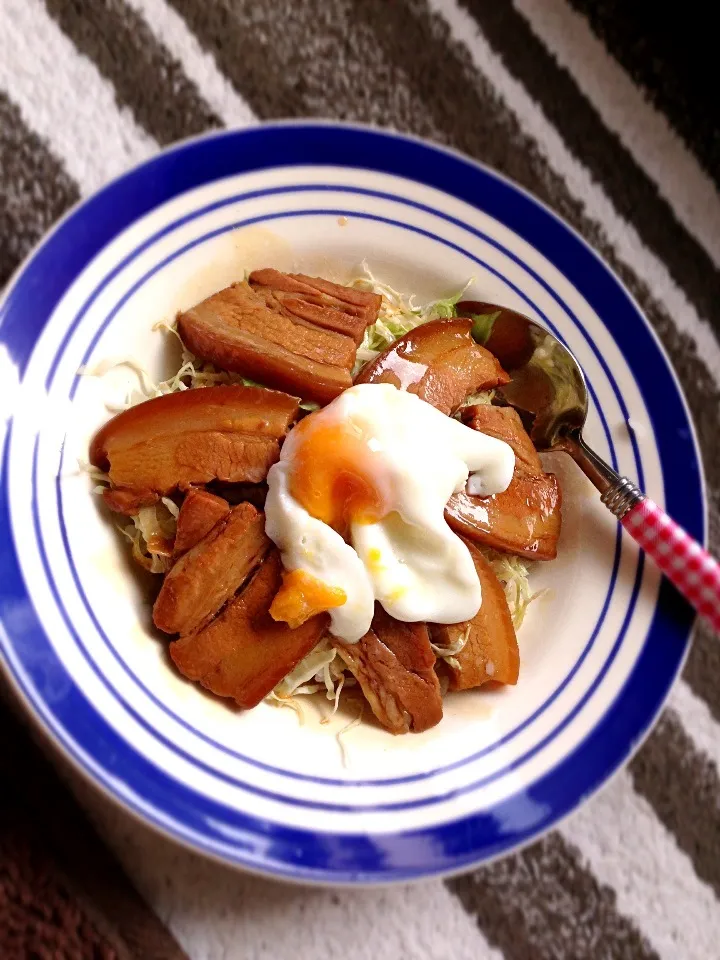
xmin=264 ymin=383 xmax=515 ymax=642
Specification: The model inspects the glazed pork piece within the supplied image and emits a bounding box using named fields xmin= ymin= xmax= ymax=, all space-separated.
xmin=430 ymin=540 xmax=519 ymax=690
xmin=172 ymin=488 xmax=230 ymax=556
xmin=333 ymin=605 xmax=443 ymax=734
xmin=89 ymin=384 xmax=298 ymax=515
xmin=170 ymin=551 xmax=328 ymax=708
xmin=249 ymin=269 xmax=380 ymax=343
xmin=177 ymin=273 xmax=381 ymax=405
xmin=154 ymin=502 xmax=271 ymax=637
xmin=354 ymin=318 xmax=510 ymax=415
xmin=445 ymin=404 xmax=561 ymax=560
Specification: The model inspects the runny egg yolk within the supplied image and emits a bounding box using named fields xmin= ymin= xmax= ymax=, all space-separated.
xmin=285 ymin=417 xmax=389 ymax=534
xmin=269 ymin=568 xmax=347 ymax=629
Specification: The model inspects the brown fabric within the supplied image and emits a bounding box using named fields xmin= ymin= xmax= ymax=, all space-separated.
xmin=0 ymin=688 xmax=187 ymax=959
xmin=448 ymin=832 xmax=660 ymax=960
xmin=44 ymin=0 xmax=220 ymax=144
xmin=0 ymin=802 xmax=121 ymax=960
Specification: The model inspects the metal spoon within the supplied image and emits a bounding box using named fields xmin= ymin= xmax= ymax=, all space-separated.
xmin=458 ymin=300 xmax=720 ymax=632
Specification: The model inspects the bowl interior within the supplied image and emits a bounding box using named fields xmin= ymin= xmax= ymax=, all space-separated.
xmin=58 ymin=218 xmax=628 ymax=779
xmin=1 ymin=128 xmax=699 ymax=881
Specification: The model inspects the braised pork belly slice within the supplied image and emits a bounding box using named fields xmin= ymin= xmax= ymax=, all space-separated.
xmin=207 ymin=481 xmax=268 ymax=511
xmin=89 ymin=385 xmax=298 ymax=512
xmin=463 ymin=402 xmax=544 ymax=473
xmin=430 ymin=540 xmax=519 ymax=691
xmin=354 ymin=318 xmax=510 ymax=415
xmin=177 ymin=276 xmax=380 ymax=405
xmin=154 ymin=502 xmax=270 ymax=637
xmin=446 ymin=475 xmax=561 ymax=560
xmin=249 ymin=269 xmax=381 ymax=344
xmin=172 ymin=488 xmax=231 ymax=557
xmin=170 ymin=551 xmax=328 ymax=708
xmin=102 ymin=487 xmax=161 ymax=516
xmin=445 ymin=404 xmax=562 ymax=560
xmin=333 ymin=606 xmax=443 ymax=734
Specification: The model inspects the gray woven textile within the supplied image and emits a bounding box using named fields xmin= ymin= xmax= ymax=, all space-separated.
xmin=1 ymin=1 xmax=719 ymax=958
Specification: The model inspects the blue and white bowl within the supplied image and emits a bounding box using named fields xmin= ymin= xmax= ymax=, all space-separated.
xmin=0 ymin=123 xmax=703 ymax=883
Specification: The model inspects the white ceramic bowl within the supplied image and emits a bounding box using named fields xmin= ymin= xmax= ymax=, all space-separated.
xmin=0 ymin=123 xmax=703 ymax=883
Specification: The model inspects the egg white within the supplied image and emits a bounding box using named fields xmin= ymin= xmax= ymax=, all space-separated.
xmin=265 ymin=383 xmax=514 ymax=642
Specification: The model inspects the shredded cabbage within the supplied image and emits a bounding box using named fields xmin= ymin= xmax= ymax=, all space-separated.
xmin=430 ymin=624 xmax=471 ymax=659
xmin=337 ymin=701 xmax=364 ymax=768
xmin=268 ymin=637 xmax=356 ymax=710
xmin=265 ymin=690 xmax=306 ymax=723
xmin=320 ymin=674 xmax=345 ymax=725
xmin=430 ymin=623 xmax=471 ymax=672
xmin=273 ymin=639 xmax=337 ymax=698
xmin=481 ymin=548 xmax=542 ymax=630
xmin=349 ymin=262 xmax=471 ymax=375
xmin=453 ymin=387 xmax=496 ymax=419
xmin=468 ymin=310 xmax=500 ymax=345
xmin=161 ymin=496 xmax=180 ymax=519
xmin=431 ymin=281 xmax=472 ymax=318
xmin=80 ymin=455 xmax=178 ymax=574
xmin=115 ymin=500 xmax=177 ymax=574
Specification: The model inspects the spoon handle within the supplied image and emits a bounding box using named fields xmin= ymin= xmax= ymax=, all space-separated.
xmin=562 ymin=435 xmax=719 ymax=631
xmin=600 ymin=476 xmax=720 ymax=631
xmin=617 ymin=498 xmax=720 ymax=630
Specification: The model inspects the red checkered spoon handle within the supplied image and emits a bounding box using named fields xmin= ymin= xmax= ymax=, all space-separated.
xmin=562 ymin=437 xmax=718 ymax=631
xmin=621 ymin=499 xmax=720 ymax=631
xmin=599 ymin=477 xmax=720 ymax=632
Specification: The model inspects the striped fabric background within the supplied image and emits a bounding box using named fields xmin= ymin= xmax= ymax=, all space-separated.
xmin=1 ymin=1 xmax=718 ymax=957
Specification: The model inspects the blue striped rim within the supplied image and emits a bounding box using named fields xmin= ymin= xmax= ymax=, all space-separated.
xmin=0 ymin=124 xmax=702 ymax=880
xmin=48 ymin=201 xmax=625 ymax=791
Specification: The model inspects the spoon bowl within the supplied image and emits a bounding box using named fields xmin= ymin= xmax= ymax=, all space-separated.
xmin=458 ymin=300 xmax=720 ymax=632
xmin=458 ymin=300 xmax=587 ymax=450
